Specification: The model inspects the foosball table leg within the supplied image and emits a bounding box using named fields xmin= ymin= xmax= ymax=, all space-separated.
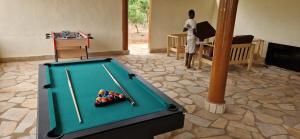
xmin=55 ymin=50 xmax=58 ymax=62
xmin=80 ymin=46 xmax=83 ymax=60
xmin=85 ymin=46 xmax=89 ymax=59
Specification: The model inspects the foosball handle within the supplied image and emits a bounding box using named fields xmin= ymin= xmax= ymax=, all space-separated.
xmin=45 ymin=33 xmax=51 ymax=39
xmin=87 ymin=34 xmax=93 ymax=39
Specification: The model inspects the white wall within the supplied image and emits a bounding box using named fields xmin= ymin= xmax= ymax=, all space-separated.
xmin=0 ymin=0 xmax=123 ymax=58
xmin=149 ymin=0 xmax=216 ymax=50
xmin=234 ymin=0 xmax=300 ymax=47
xmin=2 ymin=0 xmax=298 ymax=58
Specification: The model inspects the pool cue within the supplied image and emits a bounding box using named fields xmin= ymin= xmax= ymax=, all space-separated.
xmin=101 ymin=65 xmax=136 ymax=105
xmin=65 ymin=68 xmax=82 ymax=123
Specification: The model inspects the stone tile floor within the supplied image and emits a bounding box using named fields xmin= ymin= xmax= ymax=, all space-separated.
xmin=129 ymin=43 xmax=149 ymax=55
xmin=0 ymin=53 xmax=300 ymax=139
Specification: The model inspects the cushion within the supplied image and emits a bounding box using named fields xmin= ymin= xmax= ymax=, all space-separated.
xmin=195 ymin=21 xmax=216 ymax=41
xmin=232 ymin=35 xmax=254 ymax=44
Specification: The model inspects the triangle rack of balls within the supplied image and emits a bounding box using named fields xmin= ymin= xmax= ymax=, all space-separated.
xmin=95 ymin=89 xmax=126 ymax=107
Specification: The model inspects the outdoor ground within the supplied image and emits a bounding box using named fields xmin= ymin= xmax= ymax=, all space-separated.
xmin=0 ymin=51 xmax=300 ymax=139
xmin=129 ymin=23 xmax=148 ymax=44
xmin=128 ymin=23 xmax=150 ymax=55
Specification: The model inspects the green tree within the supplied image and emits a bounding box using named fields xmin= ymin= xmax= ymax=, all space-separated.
xmin=128 ymin=0 xmax=149 ymax=33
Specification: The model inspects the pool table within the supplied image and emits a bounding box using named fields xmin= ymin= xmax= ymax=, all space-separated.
xmin=38 ymin=58 xmax=185 ymax=139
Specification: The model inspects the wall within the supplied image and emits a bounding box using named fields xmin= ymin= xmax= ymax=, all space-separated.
xmin=234 ymin=0 xmax=300 ymax=47
xmin=0 ymin=0 xmax=123 ymax=58
xmin=211 ymin=0 xmax=220 ymax=28
xmin=149 ymin=0 xmax=216 ymax=50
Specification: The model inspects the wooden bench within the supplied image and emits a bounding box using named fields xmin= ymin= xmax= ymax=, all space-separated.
xmin=167 ymin=33 xmax=187 ymax=60
xmin=193 ymin=43 xmax=255 ymax=71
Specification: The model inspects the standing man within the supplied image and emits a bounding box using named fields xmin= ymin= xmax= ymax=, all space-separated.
xmin=183 ymin=9 xmax=197 ymax=68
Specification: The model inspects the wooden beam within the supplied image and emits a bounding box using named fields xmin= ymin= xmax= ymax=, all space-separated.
xmin=122 ymin=0 xmax=128 ymax=51
xmin=205 ymin=0 xmax=239 ymax=113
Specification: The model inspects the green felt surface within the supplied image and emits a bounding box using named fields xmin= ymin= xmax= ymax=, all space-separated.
xmin=45 ymin=59 xmax=169 ymax=135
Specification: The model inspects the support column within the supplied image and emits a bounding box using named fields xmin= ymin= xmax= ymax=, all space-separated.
xmin=122 ymin=0 xmax=128 ymax=51
xmin=205 ymin=0 xmax=239 ymax=114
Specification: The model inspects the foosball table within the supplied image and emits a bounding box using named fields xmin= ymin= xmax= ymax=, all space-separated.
xmin=46 ymin=31 xmax=93 ymax=62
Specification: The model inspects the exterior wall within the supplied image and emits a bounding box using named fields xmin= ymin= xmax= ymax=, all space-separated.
xmin=234 ymin=0 xmax=300 ymax=47
xmin=0 ymin=0 xmax=122 ymax=58
xmin=149 ymin=0 xmax=216 ymax=50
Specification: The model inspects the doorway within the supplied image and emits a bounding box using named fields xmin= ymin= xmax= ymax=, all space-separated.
xmin=124 ymin=0 xmax=150 ymax=55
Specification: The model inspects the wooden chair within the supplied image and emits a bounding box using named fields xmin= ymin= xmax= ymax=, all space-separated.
xmin=194 ymin=42 xmax=255 ymax=71
xmin=252 ymin=38 xmax=265 ymax=59
xmin=167 ymin=33 xmax=187 ymax=60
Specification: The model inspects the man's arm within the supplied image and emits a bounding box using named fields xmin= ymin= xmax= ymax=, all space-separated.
xmin=183 ymin=28 xmax=188 ymax=32
xmin=183 ymin=23 xmax=190 ymax=32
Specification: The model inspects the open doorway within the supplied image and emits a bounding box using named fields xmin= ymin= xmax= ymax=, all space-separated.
xmin=128 ymin=0 xmax=150 ymax=55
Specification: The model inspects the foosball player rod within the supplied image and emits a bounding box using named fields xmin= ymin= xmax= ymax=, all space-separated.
xmin=101 ymin=64 xmax=136 ymax=105
xmin=65 ymin=68 xmax=82 ymax=123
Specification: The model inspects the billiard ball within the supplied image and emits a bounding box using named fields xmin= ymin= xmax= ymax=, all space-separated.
xmin=105 ymin=91 xmax=109 ymax=96
xmin=101 ymin=98 xmax=108 ymax=103
xmin=107 ymin=97 xmax=112 ymax=102
xmin=95 ymin=101 xmax=101 ymax=105
xmin=96 ymin=97 xmax=102 ymax=103
xmin=98 ymin=89 xmax=105 ymax=96
xmin=107 ymin=94 xmax=113 ymax=98
xmin=119 ymin=94 xmax=125 ymax=99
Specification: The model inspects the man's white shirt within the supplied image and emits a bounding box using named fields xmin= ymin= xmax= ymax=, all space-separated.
xmin=184 ymin=19 xmax=196 ymax=39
